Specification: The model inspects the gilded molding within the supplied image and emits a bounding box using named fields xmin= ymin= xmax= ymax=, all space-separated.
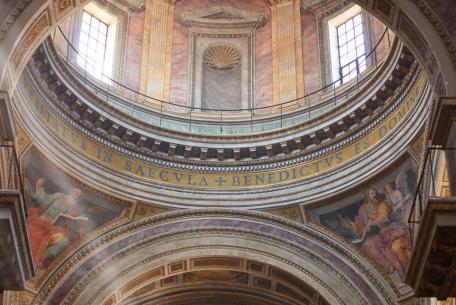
xmin=132 ymin=202 xmax=173 ymax=220
xmin=15 ymin=120 xmax=31 ymax=155
xmin=12 ymin=11 xmax=50 ymax=72
xmin=53 ymin=0 xmax=74 ymax=21
xmin=262 ymin=205 xmax=303 ymax=223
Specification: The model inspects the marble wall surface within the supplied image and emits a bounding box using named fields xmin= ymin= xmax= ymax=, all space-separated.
xmin=124 ymin=9 xmax=144 ymax=92
xmin=301 ymin=8 xmax=321 ymax=96
xmin=371 ymin=14 xmax=389 ymax=64
xmin=169 ymin=0 xmax=273 ymax=108
xmin=120 ymin=1 xmax=393 ymax=107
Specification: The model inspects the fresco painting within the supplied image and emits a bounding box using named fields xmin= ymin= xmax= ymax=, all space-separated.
xmin=311 ymin=158 xmax=417 ymax=282
xmin=23 ymin=149 xmax=127 ymax=270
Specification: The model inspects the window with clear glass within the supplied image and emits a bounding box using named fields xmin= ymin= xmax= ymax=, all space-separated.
xmin=77 ymin=11 xmax=108 ymax=81
xmin=336 ymin=13 xmax=366 ymax=84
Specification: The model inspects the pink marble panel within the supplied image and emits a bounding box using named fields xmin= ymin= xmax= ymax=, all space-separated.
xmin=169 ymin=0 xmax=272 ymax=108
xmin=255 ymin=9 xmax=273 ymax=108
xmin=301 ymin=9 xmax=321 ymax=96
xmin=371 ymin=15 xmax=388 ymax=63
xmin=55 ymin=16 xmax=72 ymax=56
xmin=124 ymin=9 xmax=144 ymax=91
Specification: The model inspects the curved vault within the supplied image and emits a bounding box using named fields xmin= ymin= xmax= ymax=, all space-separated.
xmin=30 ymin=210 xmax=398 ymax=305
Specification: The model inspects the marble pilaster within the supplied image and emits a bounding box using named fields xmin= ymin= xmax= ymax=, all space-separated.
xmin=270 ymin=0 xmax=304 ymax=104
xmin=140 ymin=0 xmax=175 ymax=104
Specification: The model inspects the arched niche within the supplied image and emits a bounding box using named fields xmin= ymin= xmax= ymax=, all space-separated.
xmin=202 ymin=45 xmax=242 ymax=110
xmin=180 ymin=6 xmax=266 ymax=111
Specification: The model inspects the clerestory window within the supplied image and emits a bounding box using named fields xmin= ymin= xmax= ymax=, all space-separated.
xmin=326 ymin=5 xmax=373 ymax=87
xmin=77 ymin=11 xmax=108 ymax=81
xmin=75 ymin=5 xmax=117 ymax=83
xmin=336 ymin=13 xmax=366 ymax=84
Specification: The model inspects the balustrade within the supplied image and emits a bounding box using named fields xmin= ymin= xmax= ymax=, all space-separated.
xmin=50 ymin=26 xmax=396 ymax=135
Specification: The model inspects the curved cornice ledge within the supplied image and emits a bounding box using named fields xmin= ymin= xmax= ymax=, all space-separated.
xmin=12 ymin=62 xmax=429 ymax=207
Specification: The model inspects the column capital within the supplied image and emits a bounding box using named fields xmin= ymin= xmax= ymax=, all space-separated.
xmin=148 ymin=0 xmax=177 ymax=6
xmin=266 ymin=0 xmax=293 ymax=7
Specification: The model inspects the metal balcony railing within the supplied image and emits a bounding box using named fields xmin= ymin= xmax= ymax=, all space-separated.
xmin=0 ymin=144 xmax=27 ymax=217
xmin=50 ymin=25 xmax=396 ymax=135
xmin=408 ymin=146 xmax=456 ymax=242
xmin=0 ymin=145 xmax=22 ymax=190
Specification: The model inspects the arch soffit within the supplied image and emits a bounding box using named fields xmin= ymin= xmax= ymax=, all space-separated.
xmin=104 ymin=257 xmax=329 ymax=305
xmin=0 ymin=0 xmax=455 ymax=97
xmin=29 ymin=210 xmax=399 ymax=305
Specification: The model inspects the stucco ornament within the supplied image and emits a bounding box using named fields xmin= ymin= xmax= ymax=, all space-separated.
xmin=204 ymin=45 xmax=240 ymax=70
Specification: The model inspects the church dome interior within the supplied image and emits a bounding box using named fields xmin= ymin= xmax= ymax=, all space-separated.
xmin=0 ymin=0 xmax=455 ymax=304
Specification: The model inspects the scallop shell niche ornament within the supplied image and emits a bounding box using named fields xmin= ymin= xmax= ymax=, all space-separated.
xmin=204 ymin=45 xmax=240 ymax=70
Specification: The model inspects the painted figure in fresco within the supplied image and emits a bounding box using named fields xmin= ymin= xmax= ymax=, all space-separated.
xmin=384 ymin=181 xmax=405 ymax=223
xmin=26 ymin=178 xmax=86 ymax=268
xmin=394 ymin=166 xmax=415 ymax=224
xmin=339 ymin=187 xmax=390 ymax=243
xmin=340 ymin=186 xmax=411 ymax=281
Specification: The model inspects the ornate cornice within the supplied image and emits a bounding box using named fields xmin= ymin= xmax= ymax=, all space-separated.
xmin=412 ymin=0 xmax=456 ymax=69
xmin=26 ymin=40 xmax=418 ymax=168
xmin=0 ymin=0 xmax=33 ymax=44
xmin=12 ymin=63 xmax=429 ymax=208
xmin=38 ymin=37 xmax=406 ymax=153
xmin=180 ymin=6 xmax=266 ymax=29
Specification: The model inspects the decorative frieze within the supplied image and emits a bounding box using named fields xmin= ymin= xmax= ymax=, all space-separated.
xmin=181 ymin=6 xmax=265 ymax=110
xmin=11 ymin=10 xmax=50 ymax=72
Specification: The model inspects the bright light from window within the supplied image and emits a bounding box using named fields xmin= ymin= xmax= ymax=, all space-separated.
xmin=77 ymin=11 xmax=108 ymax=81
xmin=337 ymin=13 xmax=366 ymax=84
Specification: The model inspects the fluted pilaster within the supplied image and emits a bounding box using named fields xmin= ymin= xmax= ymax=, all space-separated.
xmin=140 ymin=0 xmax=175 ymax=104
xmin=270 ymin=0 xmax=304 ymax=104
